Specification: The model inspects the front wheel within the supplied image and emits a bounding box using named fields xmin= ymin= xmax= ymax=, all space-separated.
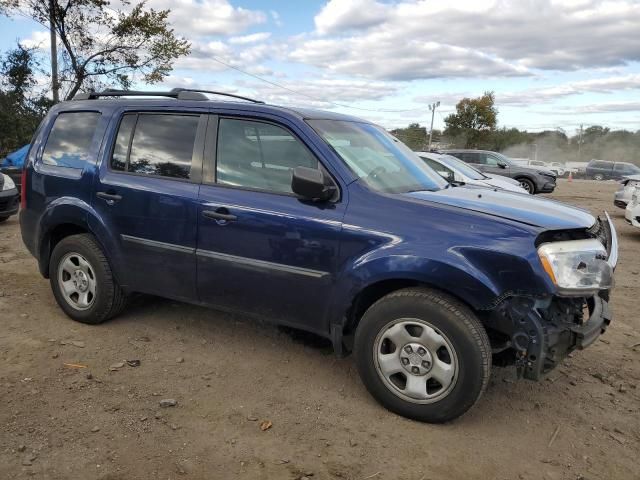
xmin=50 ymin=234 xmax=127 ymax=324
xmin=0 ymin=216 xmax=9 ymax=223
xmin=354 ymin=287 xmax=491 ymax=423
xmin=593 ymin=174 xmax=604 ymax=181
xmin=516 ymin=177 xmax=535 ymax=194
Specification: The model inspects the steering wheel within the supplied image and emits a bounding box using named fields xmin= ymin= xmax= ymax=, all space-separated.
xmin=366 ymin=166 xmax=387 ymax=180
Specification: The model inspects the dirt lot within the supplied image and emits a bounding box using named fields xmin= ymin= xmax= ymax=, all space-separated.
xmin=1 ymin=179 xmax=639 ymax=480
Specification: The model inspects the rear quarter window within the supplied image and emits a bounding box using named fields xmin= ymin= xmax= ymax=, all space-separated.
xmin=41 ymin=112 xmax=101 ymax=169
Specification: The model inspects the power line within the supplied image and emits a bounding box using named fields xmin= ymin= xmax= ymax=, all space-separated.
xmin=209 ymin=56 xmax=426 ymax=114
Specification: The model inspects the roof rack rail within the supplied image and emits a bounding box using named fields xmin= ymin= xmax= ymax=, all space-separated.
xmin=73 ymin=88 xmax=264 ymax=104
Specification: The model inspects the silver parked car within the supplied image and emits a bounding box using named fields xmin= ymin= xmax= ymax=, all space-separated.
xmin=417 ymin=152 xmax=527 ymax=194
xmin=614 ymin=175 xmax=640 ymax=208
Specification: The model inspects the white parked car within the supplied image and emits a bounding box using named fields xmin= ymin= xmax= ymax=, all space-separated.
xmin=625 ymin=184 xmax=640 ymax=229
xmin=417 ymin=152 xmax=528 ymax=193
xmin=614 ymin=175 xmax=640 ymax=209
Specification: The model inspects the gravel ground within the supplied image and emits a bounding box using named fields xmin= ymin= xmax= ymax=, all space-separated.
xmin=0 ymin=179 xmax=639 ymax=480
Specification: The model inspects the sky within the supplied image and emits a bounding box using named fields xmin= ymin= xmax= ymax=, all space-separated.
xmin=1 ymin=0 xmax=640 ymax=134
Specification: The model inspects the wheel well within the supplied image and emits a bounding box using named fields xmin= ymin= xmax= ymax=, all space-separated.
xmin=343 ymin=279 xmax=422 ymax=338
xmin=513 ymin=176 xmax=535 ymax=191
xmin=341 ymin=278 xmax=485 ymax=351
xmin=40 ymin=223 xmax=89 ymax=278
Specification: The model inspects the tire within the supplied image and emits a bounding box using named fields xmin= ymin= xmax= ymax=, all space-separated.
xmin=516 ymin=177 xmax=535 ymax=194
xmin=354 ymin=287 xmax=491 ymax=423
xmin=0 ymin=216 xmax=8 ymax=223
xmin=593 ymin=174 xmax=604 ymax=181
xmin=49 ymin=233 xmax=127 ymax=324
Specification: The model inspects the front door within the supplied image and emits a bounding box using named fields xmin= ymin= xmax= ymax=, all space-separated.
xmin=92 ymin=109 xmax=206 ymax=300
xmin=196 ymin=115 xmax=346 ymax=332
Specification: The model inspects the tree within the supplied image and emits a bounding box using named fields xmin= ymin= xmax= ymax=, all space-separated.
xmin=391 ymin=123 xmax=428 ymax=150
xmin=0 ymin=0 xmax=190 ymax=100
xmin=0 ymin=44 xmax=52 ymax=155
xmin=443 ymin=92 xmax=498 ymax=148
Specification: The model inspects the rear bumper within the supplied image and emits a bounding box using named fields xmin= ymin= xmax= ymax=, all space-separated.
xmin=0 ymin=188 xmax=19 ymax=217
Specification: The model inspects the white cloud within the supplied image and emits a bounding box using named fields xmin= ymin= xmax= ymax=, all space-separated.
xmin=296 ymin=0 xmax=640 ymax=80
xmin=412 ymin=74 xmax=640 ymax=111
xmin=555 ymin=101 xmax=640 ymax=114
xmin=315 ymin=0 xmax=390 ymax=34
xmin=498 ymin=75 xmax=640 ymax=105
xmin=290 ymin=36 xmax=529 ymax=80
xmin=150 ymin=0 xmax=266 ymax=37
xmin=239 ymin=78 xmax=399 ymax=106
xmin=19 ymin=30 xmax=50 ymax=50
xmin=229 ymin=32 xmax=272 ymax=45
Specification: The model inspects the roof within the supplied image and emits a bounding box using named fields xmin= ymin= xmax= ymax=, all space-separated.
xmin=63 ymin=89 xmax=368 ymax=123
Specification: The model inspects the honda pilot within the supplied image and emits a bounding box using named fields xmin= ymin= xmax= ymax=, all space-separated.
xmin=20 ymin=89 xmax=618 ymax=423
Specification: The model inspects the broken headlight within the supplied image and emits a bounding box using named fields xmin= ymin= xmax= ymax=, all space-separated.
xmin=538 ymin=239 xmax=614 ymax=296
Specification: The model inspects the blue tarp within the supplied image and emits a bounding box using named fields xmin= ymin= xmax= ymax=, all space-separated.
xmin=1 ymin=144 xmax=30 ymax=168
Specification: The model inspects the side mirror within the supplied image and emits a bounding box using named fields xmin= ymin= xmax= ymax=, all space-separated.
xmin=292 ymin=166 xmax=336 ymax=202
xmin=497 ymin=161 xmax=508 ymax=169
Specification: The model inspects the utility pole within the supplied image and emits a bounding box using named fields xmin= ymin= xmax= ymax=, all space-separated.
xmin=577 ymin=124 xmax=583 ymax=162
xmin=428 ymin=101 xmax=440 ymax=149
xmin=49 ymin=0 xmax=59 ymax=103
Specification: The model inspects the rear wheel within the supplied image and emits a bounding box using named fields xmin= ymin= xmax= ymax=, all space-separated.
xmin=593 ymin=173 xmax=604 ymax=181
xmin=49 ymin=234 xmax=127 ymax=324
xmin=0 ymin=216 xmax=8 ymax=223
xmin=354 ymin=287 xmax=491 ymax=423
xmin=516 ymin=177 xmax=535 ymax=194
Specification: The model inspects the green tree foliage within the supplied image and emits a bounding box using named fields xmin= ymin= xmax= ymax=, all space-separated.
xmin=443 ymin=92 xmax=498 ymax=148
xmin=0 ymin=44 xmax=53 ymax=155
xmin=1 ymin=0 xmax=190 ymax=100
xmin=390 ymin=123 xmax=428 ymax=151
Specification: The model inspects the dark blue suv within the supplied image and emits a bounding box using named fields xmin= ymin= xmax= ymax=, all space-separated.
xmin=20 ymin=89 xmax=618 ymax=422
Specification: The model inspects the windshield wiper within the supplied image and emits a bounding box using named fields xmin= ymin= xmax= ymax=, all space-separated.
xmin=445 ymin=180 xmax=466 ymax=188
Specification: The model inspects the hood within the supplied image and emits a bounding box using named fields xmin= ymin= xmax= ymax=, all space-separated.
xmin=621 ymin=174 xmax=640 ymax=184
xmin=507 ymin=164 xmax=556 ymax=177
xmin=404 ymin=186 xmax=595 ymax=229
xmin=482 ymin=175 xmax=525 ymax=193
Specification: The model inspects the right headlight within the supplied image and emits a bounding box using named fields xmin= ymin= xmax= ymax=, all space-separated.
xmin=538 ymin=239 xmax=614 ymax=296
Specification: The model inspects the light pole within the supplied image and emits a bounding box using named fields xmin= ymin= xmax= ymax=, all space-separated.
xmin=428 ymin=101 xmax=440 ymax=149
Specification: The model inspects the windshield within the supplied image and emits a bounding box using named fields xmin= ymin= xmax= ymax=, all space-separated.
xmin=308 ymin=120 xmax=447 ymax=193
xmin=436 ymin=154 xmax=488 ymax=180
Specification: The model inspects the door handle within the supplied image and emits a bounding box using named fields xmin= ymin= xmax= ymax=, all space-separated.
xmin=203 ymin=209 xmax=237 ymax=222
xmin=96 ymin=191 xmax=123 ymax=205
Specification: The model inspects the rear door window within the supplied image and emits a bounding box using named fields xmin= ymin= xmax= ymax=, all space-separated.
xmin=41 ymin=112 xmax=100 ymax=168
xmin=110 ymin=113 xmax=200 ymax=180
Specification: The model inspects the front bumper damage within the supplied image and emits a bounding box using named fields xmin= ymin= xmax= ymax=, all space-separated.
xmin=488 ymin=213 xmax=618 ymax=380
xmin=491 ymin=294 xmax=611 ymax=380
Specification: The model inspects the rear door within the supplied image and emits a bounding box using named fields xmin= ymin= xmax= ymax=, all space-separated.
xmin=195 ymin=114 xmax=346 ymax=332
xmin=92 ymin=108 xmax=206 ymax=300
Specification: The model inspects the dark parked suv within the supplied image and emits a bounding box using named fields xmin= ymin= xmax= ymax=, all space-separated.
xmin=586 ymin=160 xmax=640 ymax=181
xmin=444 ymin=149 xmax=557 ymax=194
xmin=20 ymin=89 xmax=618 ymax=422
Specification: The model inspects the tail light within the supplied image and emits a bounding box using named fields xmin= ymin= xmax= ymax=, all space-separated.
xmin=20 ymin=167 xmax=27 ymax=209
